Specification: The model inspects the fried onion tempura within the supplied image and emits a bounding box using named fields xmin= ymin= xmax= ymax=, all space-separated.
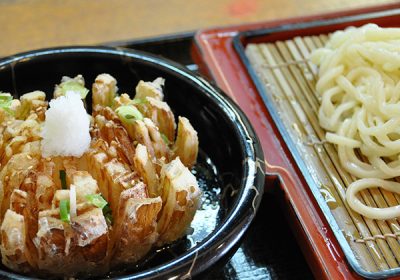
xmin=0 ymin=74 xmax=200 ymax=277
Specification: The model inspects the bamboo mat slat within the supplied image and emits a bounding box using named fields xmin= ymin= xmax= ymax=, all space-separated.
xmin=245 ymin=34 xmax=400 ymax=274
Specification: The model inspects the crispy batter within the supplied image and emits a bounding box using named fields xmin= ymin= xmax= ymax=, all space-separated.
xmin=134 ymin=144 xmax=159 ymax=197
xmin=110 ymin=185 xmax=162 ymax=267
xmin=136 ymin=96 xmax=176 ymax=142
xmin=157 ymin=158 xmax=200 ymax=245
xmin=92 ymin=74 xmax=117 ymax=108
xmin=135 ymin=77 xmax=165 ymax=101
xmin=173 ymin=117 xmax=199 ymax=168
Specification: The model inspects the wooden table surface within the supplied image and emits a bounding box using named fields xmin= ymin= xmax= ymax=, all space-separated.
xmin=0 ymin=0 xmax=397 ymax=57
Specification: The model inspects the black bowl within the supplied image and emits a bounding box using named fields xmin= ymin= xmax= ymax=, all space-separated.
xmin=0 ymin=46 xmax=265 ymax=279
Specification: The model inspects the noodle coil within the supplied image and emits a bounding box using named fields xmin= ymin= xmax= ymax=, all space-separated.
xmin=312 ymin=24 xmax=400 ymax=219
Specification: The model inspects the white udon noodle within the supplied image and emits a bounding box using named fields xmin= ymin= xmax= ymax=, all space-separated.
xmin=312 ymin=24 xmax=400 ymax=220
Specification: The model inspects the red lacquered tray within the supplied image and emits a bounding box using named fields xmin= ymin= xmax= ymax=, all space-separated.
xmin=192 ymin=3 xmax=400 ymax=280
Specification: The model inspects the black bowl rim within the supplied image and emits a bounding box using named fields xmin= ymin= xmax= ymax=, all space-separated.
xmin=0 ymin=46 xmax=265 ymax=279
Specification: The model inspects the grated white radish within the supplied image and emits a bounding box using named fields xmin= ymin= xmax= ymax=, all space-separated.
xmin=41 ymin=91 xmax=91 ymax=157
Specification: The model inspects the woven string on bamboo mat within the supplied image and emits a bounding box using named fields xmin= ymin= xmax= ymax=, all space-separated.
xmin=246 ymin=35 xmax=400 ymax=272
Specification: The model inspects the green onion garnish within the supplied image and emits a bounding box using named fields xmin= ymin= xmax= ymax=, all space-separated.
xmin=0 ymin=93 xmax=12 ymax=102
xmin=85 ymin=194 xmax=108 ymax=209
xmin=0 ymin=93 xmax=13 ymax=115
xmin=59 ymin=170 xmax=67 ymax=190
xmin=116 ymin=105 xmax=143 ymax=122
xmin=86 ymin=194 xmax=113 ymax=225
xmin=160 ymin=133 xmax=171 ymax=145
xmin=103 ymin=204 xmax=113 ymax=226
xmin=59 ymin=199 xmax=70 ymax=223
xmin=129 ymin=98 xmax=147 ymax=105
xmin=60 ymin=80 xmax=89 ymax=99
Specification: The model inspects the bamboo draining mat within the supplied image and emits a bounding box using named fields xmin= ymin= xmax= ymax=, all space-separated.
xmin=246 ymin=35 xmax=400 ymax=275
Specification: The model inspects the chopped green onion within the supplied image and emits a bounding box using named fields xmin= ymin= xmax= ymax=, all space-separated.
xmin=0 ymin=93 xmax=12 ymax=102
xmin=60 ymin=199 xmax=70 ymax=223
xmin=85 ymin=194 xmax=108 ymax=209
xmin=103 ymin=204 xmax=113 ymax=226
xmin=59 ymin=170 xmax=67 ymax=190
xmin=129 ymin=98 xmax=147 ymax=105
xmin=160 ymin=133 xmax=171 ymax=145
xmin=0 ymin=93 xmax=13 ymax=115
xmin=60 ymin=80 xmax=89 ymax=99
xmin=86 ymin=194 xmax=113 ymax=225
xmin=116 ymin=105 xmax=143 ymax=122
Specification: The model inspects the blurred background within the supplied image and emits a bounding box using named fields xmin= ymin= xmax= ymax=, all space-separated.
xmin=0 ymin=0 xmax=396 ymax=57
